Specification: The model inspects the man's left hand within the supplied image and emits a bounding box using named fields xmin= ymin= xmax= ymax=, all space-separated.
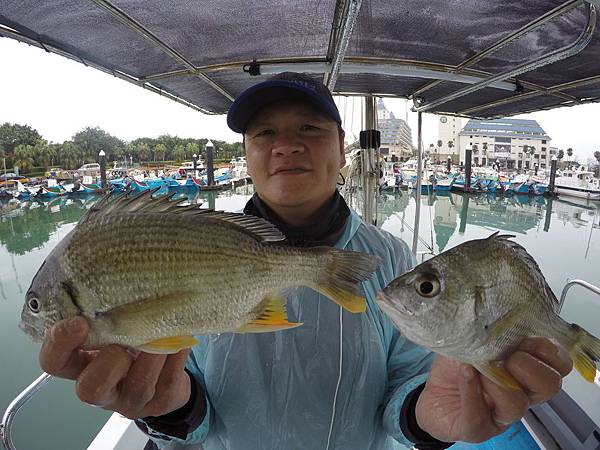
xmin=415 ymin=337 xmax=573 ymax=443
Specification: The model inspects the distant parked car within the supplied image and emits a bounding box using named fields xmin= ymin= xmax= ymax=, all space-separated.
xmin=76 ymin=163 xmax=101 ymax=176
xmin=0 ymin=172 xmax=20 ymax=180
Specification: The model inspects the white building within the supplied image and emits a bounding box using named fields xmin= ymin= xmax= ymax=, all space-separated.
xmin=457 ymin=118 xmax=552 ymax=170
xmin=436 ymin=115 xmax=462 ymax=164
xmin=376 ymin=99 xmax=413 ymax=160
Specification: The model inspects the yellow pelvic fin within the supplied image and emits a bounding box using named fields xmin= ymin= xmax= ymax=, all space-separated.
xmin=475 ymin=362 xmax=522 ymax=390
xmin=236 ymin=294 xmax=302 ymax=333
xmin=313 ymin=284 xmax=366 ymax=313
xmin=139 ymin=335 xmax=199 ymax=354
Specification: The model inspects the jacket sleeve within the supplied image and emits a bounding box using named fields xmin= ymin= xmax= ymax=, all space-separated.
xmin=376 ymin=234 xmax=436 ymax=447
xmin=136 ymin=349 xmax=213 ymax=447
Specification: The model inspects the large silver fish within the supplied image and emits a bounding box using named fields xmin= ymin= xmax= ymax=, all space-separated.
xmin=20 ymin=191 xmax=379 ymax=354
xmin=377 ymin=232 xmax=600 ymax=389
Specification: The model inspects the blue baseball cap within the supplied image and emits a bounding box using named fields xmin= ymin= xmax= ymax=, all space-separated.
xmin=227 ymin=72 xmax=342 ymax=133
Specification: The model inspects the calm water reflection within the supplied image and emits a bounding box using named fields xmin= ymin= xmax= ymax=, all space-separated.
xmin=1 ymin=189 xmax=598 ymax=449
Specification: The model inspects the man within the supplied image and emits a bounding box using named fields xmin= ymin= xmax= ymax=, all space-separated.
xmin=39 ymin=73 xmax=572 ymax=449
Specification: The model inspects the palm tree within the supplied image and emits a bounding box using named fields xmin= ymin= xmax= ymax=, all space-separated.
xmin=556 ymin=149 xmax=565 ymax=167
xmin=13 ymin=144 xmax=35 ymax=173
xmin=566 ymin=148 xmax=573 ymax=169
xmin=447 ymin=140 xmax=454 ymax=150
xmin=529 ymin=145 xmax=536 ymax=170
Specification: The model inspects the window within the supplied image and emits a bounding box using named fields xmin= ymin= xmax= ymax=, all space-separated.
xmin=541 ymin=155 xmax=546 ymax=159
xmin=542 ymin=140 xmax=547 ymax=144
xmin=542 ymin=147 xmax=546 ymax=151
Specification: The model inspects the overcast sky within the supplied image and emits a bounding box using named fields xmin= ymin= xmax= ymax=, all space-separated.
xmin=1 ymin=38 xmax=598 ymax=161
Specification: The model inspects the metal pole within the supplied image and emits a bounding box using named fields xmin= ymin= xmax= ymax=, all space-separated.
xmin=192 ymin=153 xmax=198 ymax=179
xmin=98 ymin=150 xmax=107 ymax=188
xmin=464 ymin=148 xmax=473 ymax=191
xmin=206 ymin=141 xmax=215 ymax=186
xmin=1 ymin=373 xmax=53 ymax=450
xmin=359 ymin=95 xmax=378 ymax=225
xmin=549 ymin=156 xmax=558 ymax=195
xmin=412 ymin=112 xmax=423 ymax=255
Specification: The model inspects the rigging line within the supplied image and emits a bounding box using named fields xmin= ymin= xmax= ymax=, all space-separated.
xmin=350 ymin=97 xmax=355 ymax=142
xmin=393 ymin=213 xmax=434 ymax=252
xmin=325 ymin=306 xmax=344 ymax=450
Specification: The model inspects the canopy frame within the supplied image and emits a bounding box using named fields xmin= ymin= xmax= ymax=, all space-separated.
xmin=412 ymin=1 xmax=597 ymax=112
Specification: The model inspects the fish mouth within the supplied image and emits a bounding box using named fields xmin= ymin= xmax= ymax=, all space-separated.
xmin=18 ymin=321 xmax=43 ymax=342
xmin=376 ymin=291 xmax=413 ymax=317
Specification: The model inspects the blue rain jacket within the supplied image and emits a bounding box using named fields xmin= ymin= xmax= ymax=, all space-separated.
xmin=146 ymin=210 xmax=434 ymax=449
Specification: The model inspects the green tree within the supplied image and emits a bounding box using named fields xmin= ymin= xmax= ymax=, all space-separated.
xmin=594 ymin=150 xmax=600 ymax=165
xmin=13 ymin=144 xmax=35 ymax=173
xmin=173 ymin=144 xmax=186 ymax=162
xmin=557 ymin=149 xmax=564 ymax=160
xmin=0 ymin=123 xmax=42 ymax=155
xmin=136 ymin=142 xmax=151 ymax=163
xmin=185 ymin=142 xmax=199 ymax=161
xmin=72 ymin=126 xmax=125 ymax=162
xmin=154 ymin=143 xmax=167 ymax=162
xmin=56 ymin=141 xmax=82 ymax=170
xmin=566 ymin=147 xmax=573 ymax=169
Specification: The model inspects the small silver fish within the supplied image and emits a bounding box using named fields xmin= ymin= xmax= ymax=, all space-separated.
xmin=20 ymin=190 xmax=379 ymax=354
xmin=377 ymin=232 xmax=600 ymax=389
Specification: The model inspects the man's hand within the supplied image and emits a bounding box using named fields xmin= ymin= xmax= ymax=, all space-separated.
xmin=39 ymin=316 xmax=191 ymax=420
xmin=415 ymin=338 xmax=573 ymax=443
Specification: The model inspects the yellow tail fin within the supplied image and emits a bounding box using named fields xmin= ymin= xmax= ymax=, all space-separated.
xmin=236 ymin=294 xmax=302 ymax=333
xmin=312 ymin=248 xmax=379 ymax=313
xmin=568 ymin=324 xmax=600 ymax=383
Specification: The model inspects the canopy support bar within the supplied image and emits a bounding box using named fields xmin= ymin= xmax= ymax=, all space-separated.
xmin=0 ymin=25 xmax=216 ymax=115
xmin=410 ymin=0 xmax=585 ymax=99
xmin=459 ymin=74 xmax=600 ymax=115
xmin=324 ymin=0 xmax=363 ymax=91
xmin=88 ymin=0 xmax=234 ymax=102
xmin=413 ymin=2 xmax=597 ymax=113
xmin=143 ymin=59 xmax=518 ymax=92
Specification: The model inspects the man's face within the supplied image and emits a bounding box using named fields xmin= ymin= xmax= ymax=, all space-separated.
xmin=244 ymin=99 xmax=345 ymax=218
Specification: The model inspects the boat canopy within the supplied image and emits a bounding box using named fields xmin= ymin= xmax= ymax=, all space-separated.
xmin=1 ymin=0 xmax=600 ymax=118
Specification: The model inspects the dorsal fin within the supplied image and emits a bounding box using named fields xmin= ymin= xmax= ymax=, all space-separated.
xmin=81 ymin=189 xmax=285 ymax=243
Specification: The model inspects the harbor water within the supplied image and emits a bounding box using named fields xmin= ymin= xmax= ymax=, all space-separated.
xmin=1 ymin=188 xmax=599 ymax=450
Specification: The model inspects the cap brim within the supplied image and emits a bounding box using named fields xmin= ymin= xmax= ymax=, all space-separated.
xmin=227 ymin=80 xmax=340 ymax=133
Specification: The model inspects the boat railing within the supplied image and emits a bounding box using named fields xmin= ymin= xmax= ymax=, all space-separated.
xmin=558 ymin=279 xmax=600 ymax=388
xmin=0 ymin=373 xmax=53 ymax=450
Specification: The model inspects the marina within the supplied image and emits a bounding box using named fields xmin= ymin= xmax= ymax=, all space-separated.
xmin=2 ymin=0 xmax=600 ymax=449
xmin=1 ymin=189 xmax=599 ymax=449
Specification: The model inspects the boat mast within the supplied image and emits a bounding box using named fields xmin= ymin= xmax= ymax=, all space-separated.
xmin=412 ymin=112 xmax=423 ymax=255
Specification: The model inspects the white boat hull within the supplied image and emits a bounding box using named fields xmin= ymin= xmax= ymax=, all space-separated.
xmin=555 ymin=185 xmax=600 ymax=200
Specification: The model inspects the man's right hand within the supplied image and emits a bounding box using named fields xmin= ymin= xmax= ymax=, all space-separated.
xmin=39 ymin=316 xmax=191 ymax=420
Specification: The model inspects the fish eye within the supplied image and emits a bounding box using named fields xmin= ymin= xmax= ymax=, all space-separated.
xmin=414 ymin=274 xmax=441 ymax=298
xmin=27 ymin=297 xmax=41 ymax=313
